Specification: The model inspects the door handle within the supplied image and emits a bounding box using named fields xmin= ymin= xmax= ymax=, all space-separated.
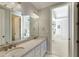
xmin=77 ymin=40 xmax=79 ymax=43
xmin=77 ymin=22 xmax=79 ymax=25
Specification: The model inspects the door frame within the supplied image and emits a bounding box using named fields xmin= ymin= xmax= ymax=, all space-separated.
xmin=74 ymin=2 xmax=79 ymax=57
xmin=50 ymin=2 xmax=74 ymax=57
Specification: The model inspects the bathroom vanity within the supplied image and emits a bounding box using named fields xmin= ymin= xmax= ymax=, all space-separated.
xmin=0 ymin=37 xmax=47 ymax=57
xmin=0 ymin=3 xmax=47 ymax=57
xmin=21 ymin=37 xmax=47 ymax=57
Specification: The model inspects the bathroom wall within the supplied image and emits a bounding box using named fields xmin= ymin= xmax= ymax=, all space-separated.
xmin=38 ymin=8 xmax=50 ymax=37
xmin=38 ymin=7 xmax=52 ymax=54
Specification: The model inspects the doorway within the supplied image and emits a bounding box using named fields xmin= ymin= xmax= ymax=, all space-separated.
xmin=51 ymin=4 xmax=70 ymax=57
xmin=12 ymin=15 xmax=21 ymax=41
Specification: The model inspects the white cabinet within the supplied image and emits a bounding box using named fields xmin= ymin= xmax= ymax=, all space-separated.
xmin=23 ymin=40 xmax=47 ymax=57
xmin=34 ymin=45 xmax=41 ymax=57
xmin=24 ymin=50 xmax=34 ymax=57
xmin=44 ymin=40 xmax=47 ymax=54
xmin=41 ymin=40 xmax=47 ymax=57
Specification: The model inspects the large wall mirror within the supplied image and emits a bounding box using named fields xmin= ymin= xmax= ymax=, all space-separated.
xmin=12 ymin=14 xmax=21 ymax=41
xmin=12 ymin=12 xmax=31 ymax=42
xmin=21 ymin=15 xmax=30 ymax=40
xmin=0 ymin=2 xmax=39 ymax=46
xmin=0 ymin=6 xmax=11 ymax=46
xmin=11 ymin=12 xmax=39 ymax=42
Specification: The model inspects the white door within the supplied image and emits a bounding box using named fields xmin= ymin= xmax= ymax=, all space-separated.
xmin=52 ymin=5 xmax=69 ymax=57
xmin=0 ymin=8 xmax=6 ymax=45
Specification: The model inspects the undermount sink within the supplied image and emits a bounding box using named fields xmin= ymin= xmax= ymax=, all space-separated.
xmin=4 ymin=47 xmax=24 ymax=57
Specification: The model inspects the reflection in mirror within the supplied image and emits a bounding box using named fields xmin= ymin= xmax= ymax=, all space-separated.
xmin=0 ymin=2 xmax=39 ymax=46
xmin=0 ymin=2 xmax=32 ymax=46
xmin=0 ymin=8 xmax=6 ymax=45
xmin=21 ymin=15 xmax=30 ymax=40
xmin=12 ymin=12 xmax=31 ymax=41
xmin=0 ymin=6 xmax=11 ymax=46
xmin=12 ymin=15 xmax=21 ymax=41
xmin=30 ymin=18 xmax=39 ymax=40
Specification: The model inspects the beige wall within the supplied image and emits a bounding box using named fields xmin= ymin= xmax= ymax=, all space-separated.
xmin=38 ymin=7 xmax=52 ymax=54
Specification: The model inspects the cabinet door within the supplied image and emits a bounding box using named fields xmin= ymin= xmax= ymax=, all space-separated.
xmin=44 ymin=40 xmax=47 ymax=53
xmin=41 ymin=42 xmax=45 ymax=56
xmin=41 ymin=41 xmax=47 ymax=57
xmin=34 ymin=45 xmax=41 ymax=57
xmin=24 ymin=50 xmax=34 ymax=57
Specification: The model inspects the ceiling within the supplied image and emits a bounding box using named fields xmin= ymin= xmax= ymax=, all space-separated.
xmin=31 ymin=2 xmax=58 ymax=10
xmin=0 ymin=2 xmax=58 ymax=11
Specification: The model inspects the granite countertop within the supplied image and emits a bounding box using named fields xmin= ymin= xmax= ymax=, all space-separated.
xmin=0 ymin=37 xmax=46 ymax=57
xmin=16 ymin=37 xmax=46 ymax=57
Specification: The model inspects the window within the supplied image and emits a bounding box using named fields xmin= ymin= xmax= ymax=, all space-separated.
xmin=21 ymin=15 xmax=30 ymax=39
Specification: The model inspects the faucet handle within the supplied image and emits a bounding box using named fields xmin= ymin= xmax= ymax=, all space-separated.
xmin=3 ymin=46 xmax=8 ymax=51
xmin=6 ymin=42 xmax=9 ymax=44
xmin=8 ymin=45 xmax=12 ymax=49
xmin=2 ymin=36 xmax=5 ymax=38
xmin=13 ymin=44 xmax=16 ymax=47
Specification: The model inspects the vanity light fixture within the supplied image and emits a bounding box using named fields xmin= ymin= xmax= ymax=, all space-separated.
xmin=0 ymin=2 xmax=22 ymax=11
xmin=6 ymin=3 xmax=16 ymax=9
